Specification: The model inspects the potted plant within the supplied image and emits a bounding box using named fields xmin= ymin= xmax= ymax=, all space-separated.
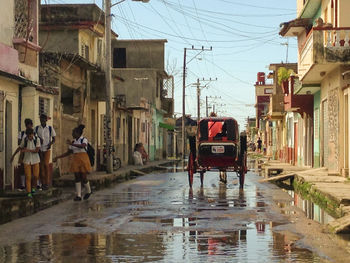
xmin=278 ymin=67 xmax=294 ymax=95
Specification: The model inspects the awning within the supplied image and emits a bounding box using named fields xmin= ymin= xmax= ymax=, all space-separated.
xmin=159 ymin=122 xmax=175 ymax=131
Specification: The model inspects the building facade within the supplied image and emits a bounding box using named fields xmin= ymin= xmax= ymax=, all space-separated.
xmin=280 ymin=0 xmax=350 ymax=175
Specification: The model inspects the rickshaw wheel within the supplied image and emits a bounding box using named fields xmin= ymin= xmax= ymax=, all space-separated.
xmin=188 ymin=152 xmax=195 ymax=187
xmin=200 ymin=172 xmax=204 ymax=187
xmin=239 ymin=152 xmax=247 ymax=189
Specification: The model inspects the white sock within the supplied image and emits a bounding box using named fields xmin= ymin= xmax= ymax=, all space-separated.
xmin=84 ymin=182 xmax=91 ymax=194
xmin=75 ymin=182 xmax=82 ymax=197
xmin=20 ymin=175 xmax=25 ymax=187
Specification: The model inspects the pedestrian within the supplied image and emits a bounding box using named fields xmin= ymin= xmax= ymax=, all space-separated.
xmin=133 ymin=143 xmax=143 ymax=165
xmin=138 ymin=142 xmax=149 ymax=164
xmin=257 ymin=137 xmax=262 ymax=153
xmin=53 ymin=125 xmax=92 ymax=201
xmin=15 ymin=118 xmax=34 ymax=191
xmin=11 ymin=128 xmax=40 ymax=197
xmin=35 ymin=114 xmax=56 ymax=190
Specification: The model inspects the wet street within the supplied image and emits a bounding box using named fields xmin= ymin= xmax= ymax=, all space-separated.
xmin=0 ymin=165 xmax=333 ymax=262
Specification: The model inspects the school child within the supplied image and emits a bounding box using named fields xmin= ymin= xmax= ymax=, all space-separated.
xmin=35 ymin=113 xmax=56 ymax=190
xmin=11 ymin=128 xmax=41 ymax=197
xmin=53 ymin=125 xmax=92 ymax=201
xmin=16 ymin=118 xmax=34 ymax=191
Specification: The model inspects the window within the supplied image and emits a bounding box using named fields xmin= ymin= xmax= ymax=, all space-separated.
xmin=264 ymin=88 xmax=273 ymax=94
xmin=39 ymin=97 xmax=50 ymax=116
xmin=116 ymin=117 xmax=120 ymax=140
xmin=81 ymin=44 xmax=89 ymax=60
xmin=113 ymin=48 xmax=126 ymax=68
xmin=97 ymin=39 xmax=102 ymax=64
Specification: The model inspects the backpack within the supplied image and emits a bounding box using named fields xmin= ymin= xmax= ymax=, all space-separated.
xmin=35 ymin=125 xmax=52 ymax=143
xmin=80 ymin=138 xmax=95 ymax=166
xmin=24 ymin=136 xmax=39 ymax=149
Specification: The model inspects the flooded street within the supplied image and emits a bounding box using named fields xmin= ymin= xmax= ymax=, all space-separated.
xmin=0 ymin=165 xmax=333 ymax=262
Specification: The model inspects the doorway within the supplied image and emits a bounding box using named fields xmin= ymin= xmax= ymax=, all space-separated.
xmin=344 ymin=90 xmax=349 ymax=176
xmin=321 ymin=99 xmax=329 ymax=167
xmin=294 ymin=122 xmax=298 ymax=165
xmin=5 ymin=100 xmax=13 ymax=188
xmin=127 ymin=116 xmax=133 ymax=164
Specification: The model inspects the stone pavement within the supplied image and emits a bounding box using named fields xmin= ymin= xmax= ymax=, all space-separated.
xmin=260 ymin=159 xmax=350 ymax=233
xmin=0 ymin=159 xmax=179 ymax=225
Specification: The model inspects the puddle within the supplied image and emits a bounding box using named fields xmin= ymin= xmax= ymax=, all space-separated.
xmin=0 ymin=222 xmax=323 ymax=263
xmin=278 ymin=190 xmax=335 ymax=225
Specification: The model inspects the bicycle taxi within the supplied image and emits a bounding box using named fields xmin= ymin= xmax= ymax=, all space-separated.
xmin=187 ymin=117 xmax=247 ymax=189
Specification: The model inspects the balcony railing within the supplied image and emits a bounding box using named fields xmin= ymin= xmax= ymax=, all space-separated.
xmin=298 ymin=27 xmax=350 ymax=81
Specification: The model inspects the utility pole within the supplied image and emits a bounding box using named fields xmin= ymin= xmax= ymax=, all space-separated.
xmin=206 ymin=95 xmax=221 ymax=117
xmin=196 ymin=78 xmax=217 ymax=120
xmin=182 ymin=46 xmax=212 ymax=159
xmin=182 ymin=47 xmax=187 ymax=160
xmin=196 ymin=78 xmax=200 ymax=121
xmin=105 ymin=0 xmax=113 ymax=173
xmin=105 ymin=0 xmax=149 ymax=173
xmin=206 ymin=96 xmax=208 ymax=117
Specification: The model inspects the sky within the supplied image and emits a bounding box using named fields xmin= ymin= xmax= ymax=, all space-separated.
xmin=42 ymin=0 xmax=298 ymax=128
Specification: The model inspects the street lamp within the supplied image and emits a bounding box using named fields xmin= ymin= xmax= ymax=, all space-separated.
xmin=104 ymin=0 xmax=149 ymax=173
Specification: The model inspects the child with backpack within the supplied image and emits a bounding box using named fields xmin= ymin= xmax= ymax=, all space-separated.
xmin=15 ymin=118 xmax=35 ymax=191
xmin=35 ymin=113 xmax=56 ymax=190
xmin=53 ymin=125 xmax=92 ymax=201
xmin=11 ymin=128 xmax=41 ymax=197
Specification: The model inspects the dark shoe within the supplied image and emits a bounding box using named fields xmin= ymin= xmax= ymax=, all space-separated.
xmin=36 ymin=185 xmax=42 ymax=191
xmin=83 ymin=192 xmax=92 ymax=200
xmin=18 ymin=186 xmax=25 ymax=192
xmin=42 ymin=184 xmax=49 ymax=191
xmin=73 ymin=196 xmax=82 ymax=201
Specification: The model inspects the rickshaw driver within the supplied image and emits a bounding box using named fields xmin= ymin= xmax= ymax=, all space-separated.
xmin=214 ymin=122 xmax=227 ymax=139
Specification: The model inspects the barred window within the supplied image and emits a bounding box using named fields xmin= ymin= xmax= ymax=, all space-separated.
xmin=39 ymin=97 xmax=50 ymax=116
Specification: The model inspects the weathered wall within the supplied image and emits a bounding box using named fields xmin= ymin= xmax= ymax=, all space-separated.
xmin=111 ymin=40 xmax=166 ymax=70
xmin=320 ymin=67 xmax=341 ymax=173
xmin=112 ymin=69 xmax=159 ymax=107
xmin=338 ymin=0 xmax=350 ymax=27
xmin=39 ymin=30 xmax=79 ymax=55
xmin=313 ymin=91 xmax=321 ymax=168
xmin=0 ymin=0 xmax=14 ymax=46
xmin=0 ymin=79 xmax=19 ymax=189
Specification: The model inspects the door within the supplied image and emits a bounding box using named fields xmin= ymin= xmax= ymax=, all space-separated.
xmin=5 ymin=101 xmax=13 ymax=188
xmin=344 ymin=90 xmax=349 ymax=176
xmin=127 ymin=116 xmax=133 ymax=164
xmin=321 ymin=100 xmax=329 ymax=167
xmin=294 ymin=122 xmax=298 ymax=165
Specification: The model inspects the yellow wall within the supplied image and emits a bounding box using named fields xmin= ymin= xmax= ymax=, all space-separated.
xmin=338 ymin=0 xmax=350 ymax=27
xmin=0 ymin=78 xmax=19 ymax=187
xmin=0 ymin=0 xmax=14 ymax=46
xmin=297 ymin=0 xmax=305 ymax=18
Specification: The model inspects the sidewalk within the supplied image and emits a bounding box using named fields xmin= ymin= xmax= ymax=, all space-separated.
xmin=0 ymin=159 xmax=179 ymax=225
xmin=260 ymin=159 xmax=350 ymax=233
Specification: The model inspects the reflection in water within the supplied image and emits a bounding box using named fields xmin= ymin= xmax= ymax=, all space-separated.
xmin=0 ymin=222 xmax=321 ymax=263
xmin=279 ymin=190 xmax=335 ymax=225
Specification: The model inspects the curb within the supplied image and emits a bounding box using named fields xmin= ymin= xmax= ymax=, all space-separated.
xmin=0 ymin=160 xmax=179 ymax=225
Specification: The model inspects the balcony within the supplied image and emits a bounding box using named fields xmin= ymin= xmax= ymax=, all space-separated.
xmin=267 ymin=94 xmax=284 ymax=120
xmin=283 ymin=76 xmax=313 ymax=117
xmin=299 ymin=27 xmax=350 ymax=83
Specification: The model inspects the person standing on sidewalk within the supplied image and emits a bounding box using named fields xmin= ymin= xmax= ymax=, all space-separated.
xmin=11 ymin=128 xmax=41 ymax=197
xmin=35 ymin=114 xmax=56 ymax=190
xmin=15 ymin=118 xmax=34 ymax=191
xmin=53 ymin=125 xmax=92 ymax=201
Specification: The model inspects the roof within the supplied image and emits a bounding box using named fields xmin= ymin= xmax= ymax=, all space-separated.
xmin=116 ymin=39 xmax=168 ymax=43
xmin=200 ymin=117 xmax=238 ymax=123
xmin=40 ymin=4 xmax=118 ymax=37
xmin=279 ymin=18 xmax=312 ymax=37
